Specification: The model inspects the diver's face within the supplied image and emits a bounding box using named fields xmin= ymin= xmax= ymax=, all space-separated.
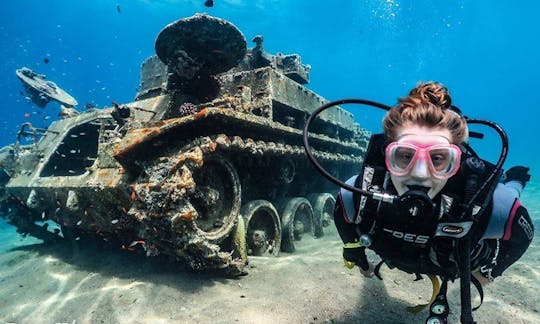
xmin=389 ymin=125 xmax=453 ymax=199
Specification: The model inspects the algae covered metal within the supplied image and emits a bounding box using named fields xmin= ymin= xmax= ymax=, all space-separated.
xmin=0 ymin=14 xmax=368 ymax=275
xmin=16 ymin=67 xmax=78 ymax=108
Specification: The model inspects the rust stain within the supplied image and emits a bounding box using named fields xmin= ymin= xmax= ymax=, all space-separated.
xmin=114 ymin=137 xmax=143 ymax=156
xmin=194 ymin=108 xmax=208 ymax=118
xmin=179 ymin=210 xmax=195 ymax=220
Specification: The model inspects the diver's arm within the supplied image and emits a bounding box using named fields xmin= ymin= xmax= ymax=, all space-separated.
xmin=503 ymin=180 xmax=524 ymax=198
xmin=491 ymin=205 xmax=534 ymax=277
xmin=333 ymin=193 xmax=360 ymax=243
xmin=475 ymin=204 xmax=534 ymax=284
xmin=334 ymin=194 xmax=374 ymax=276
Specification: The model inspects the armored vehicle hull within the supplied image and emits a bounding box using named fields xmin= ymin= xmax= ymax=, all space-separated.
xmin=0 ymin=14 xmax=368 ymax=275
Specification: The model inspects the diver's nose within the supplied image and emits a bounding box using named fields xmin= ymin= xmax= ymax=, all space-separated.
xmin=409 ymin=159 xmax=430 ymax=179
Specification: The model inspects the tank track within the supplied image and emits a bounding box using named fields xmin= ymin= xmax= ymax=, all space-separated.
xmin=128 ymin=133 xmax=363 ymax=274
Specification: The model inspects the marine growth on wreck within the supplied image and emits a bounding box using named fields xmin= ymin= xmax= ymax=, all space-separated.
xmin=0 ymin=14 xmax=370 ymax=275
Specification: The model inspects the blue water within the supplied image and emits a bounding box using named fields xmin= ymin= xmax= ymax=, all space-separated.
xmin=0 ymin=0 xmax=539 ymax=322
xmin=2 ymin=1 xmax=540 ymax=170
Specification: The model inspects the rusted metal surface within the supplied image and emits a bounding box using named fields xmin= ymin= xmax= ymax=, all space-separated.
xmin=16 ymin=67 xmax=78 ymax=107
xmin=0 ymin=14 xmax=369 ymax=275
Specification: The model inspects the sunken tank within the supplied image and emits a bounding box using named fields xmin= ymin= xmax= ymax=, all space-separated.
xmin=0 ymin=14 xmax=369 ymax=275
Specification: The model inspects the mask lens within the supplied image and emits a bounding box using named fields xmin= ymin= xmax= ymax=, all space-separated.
xmin=386 ymin=144 xmax=417 ymax=174
xmin=393 ymin=146 xmax=416 ymax=170
xmin=428 ymin=146 xmax=459 ymax=177
xmin=429 ymin=148 xmax=452 ymax=171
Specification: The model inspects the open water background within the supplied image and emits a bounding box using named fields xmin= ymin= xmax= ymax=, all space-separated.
xmin=0 ymin=1 xmax=538 ymax=321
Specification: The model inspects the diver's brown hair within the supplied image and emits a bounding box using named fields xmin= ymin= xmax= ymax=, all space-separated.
xmin=383 ymin=81 xmax=468 ymax=144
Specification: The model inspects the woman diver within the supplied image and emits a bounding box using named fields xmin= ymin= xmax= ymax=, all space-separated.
xmin=327 ymin=82 xmax=534 ymax=323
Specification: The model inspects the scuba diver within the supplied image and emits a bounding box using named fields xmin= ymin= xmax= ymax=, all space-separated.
xmin=305 ymin=81 xmax=534 ymax=323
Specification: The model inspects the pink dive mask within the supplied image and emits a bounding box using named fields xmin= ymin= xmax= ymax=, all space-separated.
xmin=385 ymin=142 xmax=462 ymax=179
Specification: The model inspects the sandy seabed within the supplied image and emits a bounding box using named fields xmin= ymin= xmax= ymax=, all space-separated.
xmin=0 ymin=223 xmax=538 ymax=324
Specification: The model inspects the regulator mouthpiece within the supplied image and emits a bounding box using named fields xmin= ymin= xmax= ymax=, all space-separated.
xmin=398 ymin=186 xmax=435 ymax=218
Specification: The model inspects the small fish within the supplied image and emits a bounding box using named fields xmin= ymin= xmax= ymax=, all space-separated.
xmin=116 ymin=4 xmax=121 ymax=13
xmin=75 ymin=237 xmax=80 ymax=241
xmin=70 ymin=150 xmax=77 ymax=154
xmin=24 ymin=112 xmax=31 ymax=118
xmin=204 ymin=0 xmax=214 ymax=7
xmin=70 ymin=134 xmax=78 ymax=138
xmin=84 ymin=103 xmax=96 ymax=110
xmin=129 ymin=240 xmax=145 ymax=247
xmin=43 ymin=116 xmax=51 ymax=120
xmin=42 ymin=211 xmax=46 ymax=219
xmin=76 ymin=220 xmax=82 ymax=226
xmin=111 ymin=219 xmax=119 ymax=224
xmin=131 ymin=191 xmax=136 ymax=202
xmin=43 ymin=57 xmax=50 ymax=64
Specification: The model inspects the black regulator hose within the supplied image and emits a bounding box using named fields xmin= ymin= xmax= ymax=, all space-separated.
xmin=302 ymin=99 xmax=391 ymax=198
xmin=461 ymin=119 xmax=508 ymax=219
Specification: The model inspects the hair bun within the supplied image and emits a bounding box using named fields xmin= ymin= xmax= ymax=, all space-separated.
xmin=408 ymin=81 xmax=452 ymax=109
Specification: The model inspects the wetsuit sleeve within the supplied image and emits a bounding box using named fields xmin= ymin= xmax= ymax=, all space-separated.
xmin=490 ymin=205 xmax=534 ymax=277
xmin=333 ymin=193 xmax=359 ymax=244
